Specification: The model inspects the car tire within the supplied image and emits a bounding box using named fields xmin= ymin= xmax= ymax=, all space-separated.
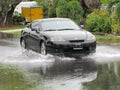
xmin=40 ymin=42 xmax=47 ymax=55
xmin=21 ymin=39 xmax=26 ymax=48
xmin=21 ymin=39 xmax=28 ymax=53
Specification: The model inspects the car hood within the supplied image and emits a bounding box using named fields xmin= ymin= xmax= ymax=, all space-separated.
xmin=41 ymin=30 xmax=88 ymax=40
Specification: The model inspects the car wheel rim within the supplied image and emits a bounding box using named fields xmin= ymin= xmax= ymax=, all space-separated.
xmin=41 ymin=42 xmax=46 ymax=55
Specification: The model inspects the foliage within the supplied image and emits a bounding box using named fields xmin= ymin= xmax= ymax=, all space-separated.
xmin=100 ymin=0 xmax=109 ymax=4
xmin=83 ymin=0 xmax=100 ymax=9
xmin=36 ymin=0 xmax=84 ymax=24
xmin=107 ymin=0 xmax=120 ymax=34
xmin=0 ymin=0 xmax=22 ymax=25
xmin=56 ymin=0 xmax=84 ymax=24
xmin=56 ymin=0 xmax=68 ymax=18
xmin=36 ymin=0 xmax=58 ymax=17
xmin=85 ymin=9 xmax=111 ymax=33
xmin=115 ymin=2 xmax=120 ymax=22
xmin=67 ymin=0 xmax=84 ymax=24
xmin=36 ymin=0 xmax=49 ymax=17
xmin=111 ymin=14 xmax=120 ymax=35
xmin=107 ymin=0 xmax=120 ymax=20
xmin=12 ymin=13 xmax=25 ymax=24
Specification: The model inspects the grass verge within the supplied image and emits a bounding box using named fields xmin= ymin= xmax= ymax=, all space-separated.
xmin=0 ymin=62 xmax=40 ymax=90
xmin=95 ymin=35 xmax=120 ymax=43
xmin=11 ymin=31 xmax=21 ymax=36
xmin=0 ymin=25 xmax=25 ymax=31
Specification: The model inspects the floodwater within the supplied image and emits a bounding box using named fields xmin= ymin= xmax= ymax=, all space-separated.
xmin=0 ymin=38 xmax=120 ymax=90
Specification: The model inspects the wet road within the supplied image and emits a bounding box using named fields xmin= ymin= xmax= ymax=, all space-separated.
xmin=0 ymin=38 xmax=120 ymax=90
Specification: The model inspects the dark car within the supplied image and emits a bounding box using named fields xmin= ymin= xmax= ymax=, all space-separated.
xmin=20 ymin=18 xmax=96 ymax=56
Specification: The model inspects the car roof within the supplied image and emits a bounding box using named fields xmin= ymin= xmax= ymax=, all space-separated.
xmin=33 ymin=18 xmax=71 ymax=22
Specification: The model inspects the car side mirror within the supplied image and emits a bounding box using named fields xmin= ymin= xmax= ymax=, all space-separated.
xmin=26 ymin=23 xmax=30 ymax=28
xmin=31 ymin=27 xmax=40 ymax=33
xmin=80 ymin=25 xmax=84 ymax=29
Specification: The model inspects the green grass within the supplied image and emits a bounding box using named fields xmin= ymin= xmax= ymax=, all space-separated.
xmin=0 ymin=25 xmax=25 ymax=31
xmin=11 ymin=31 xmax=21 ymax=35
xmin=95 ymin=35 xmax=120 ymax=40
xmin=0 ymin=63 xmax=38 ymax=90
xmin=95 ymin=35 xmax=120 ymax=43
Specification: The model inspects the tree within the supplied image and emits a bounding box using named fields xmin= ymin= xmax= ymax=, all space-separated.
xmin=56 ymin=0 xmax=68 ymax=18
xmin=36 ymin=0 xmax=58 ymax=17
xmin=67 ymin=0 xmax=84 ymax=24
xmin=0 ymin=0 xmax=22 ymax=25
xmin=78 ymin=0 xmax=100 ymax=17
xmin=100 ymin=0 xmax=109 ymax=4
xmin=56 ymin=0 xmax=84 ymax=24
xmin=36 ymin=0 xmax=84 ymax=24
xmin=107 ymin=0 xmax=120 ymax=21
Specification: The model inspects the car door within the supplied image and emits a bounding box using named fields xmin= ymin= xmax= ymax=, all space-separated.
xmin=29 ymin=21 xmax=40 ymax=52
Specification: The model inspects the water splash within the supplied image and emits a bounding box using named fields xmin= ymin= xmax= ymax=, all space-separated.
xmin=86 ymin=45 xmax=120 ymax=64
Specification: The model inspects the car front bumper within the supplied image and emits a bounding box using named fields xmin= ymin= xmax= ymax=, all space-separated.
xmin=46 ymin=41 xmax=96 ymax=56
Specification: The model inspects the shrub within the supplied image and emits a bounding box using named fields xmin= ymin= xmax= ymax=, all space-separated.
xmin=85 ymin=9 xmax=111 ymax=33
xmin=56 ymin=0 xmax=84 ymax=24
xmin=12 ymin=13 xmax=25 ymax=24
xmin=67 ymin=0 xmax=84 ymax=24
xmin=111 ymin=14 xmax=120 ymax=35
xmin=100 ymin=0 xmax=109 ymax=4
xmin=56 ymin=0 xmax=68 ymax=18
xmin=115 ymin=2 xmax=120 ymax=22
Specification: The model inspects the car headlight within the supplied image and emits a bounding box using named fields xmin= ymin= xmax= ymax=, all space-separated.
xmin=50 ymin=37 xmax=66 ymax=42
xmin=86 ymin=32 xmax=96 ymax=41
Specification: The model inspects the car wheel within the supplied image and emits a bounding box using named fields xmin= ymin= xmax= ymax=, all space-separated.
xmin=21 ymin=39 xmax=28 ymax=53
xmin=21 ymin=39 xmax=26 ymax=49
xmin=40 ymin=42 xmax=47 ymax=55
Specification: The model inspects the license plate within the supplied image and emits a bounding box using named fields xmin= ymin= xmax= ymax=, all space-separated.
xmin=73 ymin=45 xmax=83 ymax=50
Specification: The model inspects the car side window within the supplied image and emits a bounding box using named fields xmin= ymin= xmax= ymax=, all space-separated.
xmin=31 ymin=21 xmax=39 ymax=30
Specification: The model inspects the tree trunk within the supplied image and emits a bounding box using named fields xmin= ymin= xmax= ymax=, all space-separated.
xmin=79 ymin=0 xmax=100 ymax=9
xmin=3 ymin=0 xmax=22 ymax=25
xmin=3 ymin=5 xmax=15 ymax=25
xmin=84 ymin=0 xmax=100 ymax=9
xmin=78 ymin=0 xmax=100 ymax=17
xmin=0 ymin=4 xmax=3 ymax=26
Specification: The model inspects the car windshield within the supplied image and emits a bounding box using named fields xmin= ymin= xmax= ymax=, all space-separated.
xmin=41 ymin=19 xmax=80 ymax=31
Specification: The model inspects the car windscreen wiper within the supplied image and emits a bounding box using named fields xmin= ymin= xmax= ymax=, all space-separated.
xmin=44 ymin=29 xmax=57 ymax=31
xmin=58 ymin=28 xmax=75 ymax=31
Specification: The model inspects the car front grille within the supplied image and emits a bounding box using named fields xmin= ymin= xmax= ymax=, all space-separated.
xmin=69 ymin=40 xmax=84 ymax=43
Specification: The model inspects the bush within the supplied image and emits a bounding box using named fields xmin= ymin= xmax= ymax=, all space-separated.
xmin=111 ymin=14 xmax=120 ymax=35
xmin=56 ymin=0 xmax=68 ymax=18
xmin=85 ymin=9 xmax=111 ymax=33
xmin=67 ymin=0 xmax=84 ymax=24
xmin=115 ymin=2 xmax=120 ymax=22
xmin=100 ymin=0 xmax=109 ymax=4
xmin=56 ymin=0 xmax=84 ymax=24
xmin=12 ymin=13 xmax=25 ymax=24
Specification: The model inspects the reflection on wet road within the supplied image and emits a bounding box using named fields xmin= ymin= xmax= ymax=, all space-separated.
xmin=0 ymin=38 xmax=120 ymax=90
